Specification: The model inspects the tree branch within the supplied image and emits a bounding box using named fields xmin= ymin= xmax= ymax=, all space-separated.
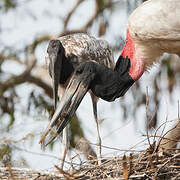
xmin=27 ymin=75 xmax=52 ymax=98
xmin=28 ymin=35 xmax=53 ymax=54
xmin=63 ymin=0 xmax=84 ymax=31
xmin=0 ymin=59 xmax=36 ymax=96
xmin=0 ymin=53 xmax=24 ymax=65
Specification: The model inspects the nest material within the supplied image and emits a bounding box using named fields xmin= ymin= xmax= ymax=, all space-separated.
xmin=72 ymin=147 xmax=180 ymax=179
xmin=89 ymin=153 xmax=179 ymax=179
xmin=0 ymin=147 xmax=180 ymax=179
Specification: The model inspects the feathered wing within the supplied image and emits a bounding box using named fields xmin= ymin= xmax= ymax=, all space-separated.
xmin=57 ymin=33 xmax=115 ymax=69
xmin=128 ymin=0 xmax=180 ymax=41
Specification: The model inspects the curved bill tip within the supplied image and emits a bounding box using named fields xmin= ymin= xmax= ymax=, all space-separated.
xmin=39 ymin=126 xmax=59 ymax=148
xmin=40 ymin=75 xmax=90 ymax=147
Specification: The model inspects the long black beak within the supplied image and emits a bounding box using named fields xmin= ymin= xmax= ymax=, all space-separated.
xmin=48 ymin=43 xmax=62 ymax=110
xmin=40 ymin=73 xmax=90 ymax=146
xmin=52 ymin=56 xmax=61 ymax=110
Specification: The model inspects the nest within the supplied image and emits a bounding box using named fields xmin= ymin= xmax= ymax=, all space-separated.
xmin=79 ymin=152 xmax=180 ymax=179
xmin=0 ymin=148 xmax=180 ymax=179
xmin=58 ymin=146 xmax=180 ymax=180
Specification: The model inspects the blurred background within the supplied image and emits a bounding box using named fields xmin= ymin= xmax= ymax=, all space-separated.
xmin=0 ymin=0 xmax=179 ymax=170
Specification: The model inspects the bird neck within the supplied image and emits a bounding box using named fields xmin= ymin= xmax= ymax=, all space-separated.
xmin=120 ymin=29 xmax=145 ymax=81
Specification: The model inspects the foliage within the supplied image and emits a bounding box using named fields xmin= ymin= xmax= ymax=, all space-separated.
xmin=0 ymin=0 xmax=16 ymax=12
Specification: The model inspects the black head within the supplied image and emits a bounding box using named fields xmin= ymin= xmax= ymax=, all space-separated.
xmin=92 ymin=56 xmax=135 ymax=101
xmin=39 ymin=61 xmax=98 ymax=146
xmin=73 ymin=59 xmax=134 ymax=102
xmin=47 ymin=40 xmax=64 ymax=57
xmin=74 ymin=61 xmax=97 ymax=87
xmin=40 ymin=60 xmax=135 ymax=146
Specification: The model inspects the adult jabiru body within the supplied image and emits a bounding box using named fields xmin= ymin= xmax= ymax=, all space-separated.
xmin=41 ymin=0 xmax=180 ymax=162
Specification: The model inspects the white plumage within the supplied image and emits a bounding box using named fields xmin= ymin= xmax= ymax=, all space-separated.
xmin=128 ymin=0 xmax=180 ymax=68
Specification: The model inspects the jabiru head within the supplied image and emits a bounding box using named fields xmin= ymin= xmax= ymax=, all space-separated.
xmin=40 ymin=59 xmax=134 ymax=146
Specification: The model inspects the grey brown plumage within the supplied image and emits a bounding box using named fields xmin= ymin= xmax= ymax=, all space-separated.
xmin=56 ymin=33 xmax=114 ymax=69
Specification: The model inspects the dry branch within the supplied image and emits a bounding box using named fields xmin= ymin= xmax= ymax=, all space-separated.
xmin=63 ymin=0 xmax=84 ymax=31
xmin=0 ymin=59 xmax=36 ymax=96
xmin=28 ymin=35 xmax=53 ymax=53
xmin=74 ymin=149 xmax=180 ymax=179
xmin=0 ymin=53 xmax=24 ymax=65
xmin=0 ymin=143 xmax=180 ymax=179
xmin=0 ymin=147 xmax=177 ymax=179
xmin=0 ymin=167 xmax=63 ymax=180
xmin=27 ymin=75 xmax=53 ymax=98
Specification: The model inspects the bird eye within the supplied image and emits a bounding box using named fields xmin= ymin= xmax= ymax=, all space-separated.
xmin=50 ymin=40 xmax=58 ymax=48
xmin=76 ymin=68 xmax=83 ymax=74
xmin=52 ymin=41 xmax=57 ymax=48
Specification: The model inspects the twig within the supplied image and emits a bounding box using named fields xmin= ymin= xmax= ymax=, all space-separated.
xmin=128 ymin=153 xmax=133 ymax=176
xmin=28 ymin=35 xmax=53 ymax=53
xmin=122 ymin=155 xmax=128 ymax=180
xmin=155 ymin=152 xmax=180 ymax=176
xmin=0 ymin=53 xmax=24 ymax=65
xmin=0 ymin=59 xmax=36 ymax=96
xmin=146 ymin=87 xmax=152 ymax=149
xmin=5 ymin=144 xmax=81 ymax=166
xmin=142 ymin=134 xmax=179 ymax=144
xmin=178 ymin=100 xmax=180 ymax=120
xmin=156 ymin=101 xmax=169 ymax=151
xmin=27 ymin=74 xmax=52 ymax=98
xmin=156 ymin=122 xmax=168 ymax=151
xmin=89 ymin=142 xmax=143 ymax=153
xmin=63 ymin=0 xmax=84 ymax=30
xmin=0 ymin=167 xmax=63 ymax=179
xmin=3 ymin=155 xmax=15 ymax=180
xmin=158 ymin=119 xmax=180 ymax=150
